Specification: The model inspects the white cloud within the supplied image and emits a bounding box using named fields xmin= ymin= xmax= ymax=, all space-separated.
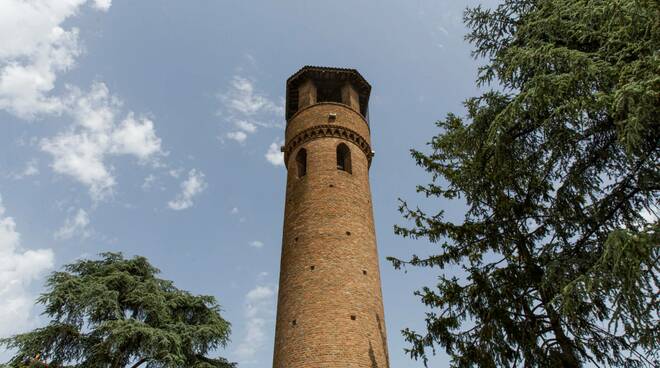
xmin=226 ymin=131 xmax=248 ymax=144
xmin=110 ymin=114 xmax=163 ymax=160
xmin=68 ymin=79 xmax=119 ymax=130
xmin=11 ymin=159 xmax=40 ymax=180
xmin=220 ymin=76 xmax=283 ymax=117
xmin=21 ymin=159 xmax=40 ymax=177
xmin=230 ymin=207 xmax=239 ymax=214
xmin=218 ymin=75 xmax=284 ymax=144
xmin=0 ymin=194 xmax=55 ymax=336
xmin=235 ymin=120 xmax=257 ymax=133
xmin=168 ymin=169 xmax=207 ymax=210
xmin=1 ymin=1 xmax=165 ymax=202
xmin=40 ymin=82 xmax=164 ymax=201
xmin=142 ymin=174 xmax=157 ymax=190
xmin=235 ymin=284 xmax=275 ymax=363
xmin=0 ymin=0 xmax=111 ymax=119
xmin=54 ymin=208 xmax=90 ymax=240
xmin=265 ymin=141 xmax=284 ymax=166
xmin=168 ymin=168 xmax=183 ymax=178
xmin=249 ymin=240 xmax=264 ymax=248
xmin=246 ymin=286 xmax=274 ymax=304
xmin=41 ymin=127 xmax=117 ymax=201
xmin=92 ymin=0 xmax=112 ymax=11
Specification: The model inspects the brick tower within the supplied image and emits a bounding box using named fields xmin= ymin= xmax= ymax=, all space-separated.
xmin=273 ymin=66 xmax=389 ymax=368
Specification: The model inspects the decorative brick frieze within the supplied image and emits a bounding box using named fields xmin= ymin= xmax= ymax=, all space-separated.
xmin=283 ymin=124 xmax=374 ymax=168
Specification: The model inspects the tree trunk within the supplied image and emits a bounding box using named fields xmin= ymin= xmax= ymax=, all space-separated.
xmin=516 ymin=242 xmax=580 ymax=367
xmin=540 ymin=290 xmax=581 ymax=368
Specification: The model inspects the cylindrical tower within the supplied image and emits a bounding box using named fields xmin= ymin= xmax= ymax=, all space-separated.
xmin=273 ymin=66 xmax=389 ymax=368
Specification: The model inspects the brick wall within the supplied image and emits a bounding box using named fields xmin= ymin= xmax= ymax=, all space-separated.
xmin=273 ymin=97 xmax=389 ymax=367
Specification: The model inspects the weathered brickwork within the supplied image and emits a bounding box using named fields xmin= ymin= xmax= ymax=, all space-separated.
xmin=273 ymin=66 xmax=390 ymax=368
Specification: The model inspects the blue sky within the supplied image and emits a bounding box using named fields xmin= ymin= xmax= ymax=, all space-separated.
xmin=0 ymin=1 xmax=496 ymax=366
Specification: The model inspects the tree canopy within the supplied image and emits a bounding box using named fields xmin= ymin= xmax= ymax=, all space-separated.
xmin=1 ymin=253 xmax=236 ymax=368
xmin=391 ymin=0 xmax=659 ymax=367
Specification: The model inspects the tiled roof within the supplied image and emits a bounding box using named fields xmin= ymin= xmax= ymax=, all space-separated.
xmin=287 ymin=65 xmax=371 ymax=88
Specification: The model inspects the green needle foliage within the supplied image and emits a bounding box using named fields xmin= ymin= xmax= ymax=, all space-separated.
xmin=390 ymin=0 xmax=659 ymax=367
xmin=1 ymin=253 xmax=236 ymax=368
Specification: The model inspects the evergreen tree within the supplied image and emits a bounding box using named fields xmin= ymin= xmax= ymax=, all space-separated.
xmin=1 ymin=253 xmax=236 ymax=368
xmin=390 ymin=0 xmax=659 ymax=366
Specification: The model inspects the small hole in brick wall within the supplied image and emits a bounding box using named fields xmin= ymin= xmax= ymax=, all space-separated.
xmin=310 ymin=265 xmax=315 ymax=270
xmin=351 ymin=315 xmax=357 ymax=321
xmin=346 ymin=231 xmax=351 ymax=236
xmin=292 ymin=319 xmax=297 ymax=326
xmin=329 ymin=184 xmax=334 ymax=188
xmin=363 ymin=270 xmax=367 ymax=275
xmin=295 ymin=237 xmax=299 ymax=242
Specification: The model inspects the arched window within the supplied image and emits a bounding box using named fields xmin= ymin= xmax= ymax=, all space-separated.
xmin=296 ymin=148 xmax=307 ymax=178
xmin=336 ymin=143 xmax=352 ymax=174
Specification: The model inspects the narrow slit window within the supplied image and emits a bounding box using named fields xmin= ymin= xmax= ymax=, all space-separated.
xmin=296 ymin=148 xmax=307 ymax=178
xmin=336 ymin=143 xmax=352 ymax=173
